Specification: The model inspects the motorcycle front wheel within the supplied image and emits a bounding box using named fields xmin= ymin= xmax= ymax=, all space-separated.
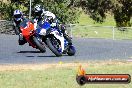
xmin=32 ymin=36 xmax=46 ymax=53
xmin=67 ymin=45 xmax=76 ymax=56
xmin=46 ymin=38 xmax=62 ymax=57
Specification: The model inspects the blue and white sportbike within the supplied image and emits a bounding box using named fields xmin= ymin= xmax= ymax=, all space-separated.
xmin=36 ymin=21 xmax=76 ymax=57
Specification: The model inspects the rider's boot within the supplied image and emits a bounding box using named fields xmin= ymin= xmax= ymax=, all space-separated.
xmin=61 ymin=26 xmax=72 ymax=45
xmin=63 ymin=33 xmax=72 ymax=45
xmin=18 ymin=33 xmax=26 ymax=45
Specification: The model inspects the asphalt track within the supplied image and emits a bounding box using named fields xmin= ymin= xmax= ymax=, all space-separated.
xmin=0 ymin=34 xmax=132 ymax=64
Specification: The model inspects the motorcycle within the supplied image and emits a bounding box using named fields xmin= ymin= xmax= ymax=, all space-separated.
xmin=19 ymin=20 xmax=46 ymax=52
xmin=36 ymin=21 xmax=76 ymax=56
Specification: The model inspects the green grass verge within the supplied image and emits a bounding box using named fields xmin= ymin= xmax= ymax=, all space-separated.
xmin=72 ymin=26 xmax=132 ymax=39
xmin=0 ymin=61 xmax=131 ymax=88
xmin=72 ymin=12 xmax=132 ymax=39
xmin=78 ymin=12 xmax=116 ymax=26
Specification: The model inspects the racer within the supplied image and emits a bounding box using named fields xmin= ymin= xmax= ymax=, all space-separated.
xmin=33 ymin=4 xmax=72 ymax=46
xmin=13 ymin=10 xmax=27 ymax=45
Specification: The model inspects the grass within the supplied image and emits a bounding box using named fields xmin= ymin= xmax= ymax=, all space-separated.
xmin=71 ymin=25 xmax=132 ymax=39
xmin=78 ymin=12 xmax=116 ymax=26
xmin=68 ymin=13 xmax=132 ymax=39
xmin=0 ymin=61 xmax=131 ymax=88
xmin=70 ymin=12 xmax=132 ymax=39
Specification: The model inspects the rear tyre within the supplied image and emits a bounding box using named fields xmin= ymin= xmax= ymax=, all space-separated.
xmin=33 ymin=36 xmax=46 ymax=53
xmin=46 ymin=38 xmax=62 ymax=57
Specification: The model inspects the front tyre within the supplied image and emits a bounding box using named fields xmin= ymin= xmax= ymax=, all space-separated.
xmin=32 ymin=36 xmax=46 ymax=53
xmin=46 ymin=38 xmax=62 ymax=57
xmin=67 ymin=45 xmax=76 ymax=56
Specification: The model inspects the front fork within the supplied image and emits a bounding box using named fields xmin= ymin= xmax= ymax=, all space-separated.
xmin=51 ymin=31 xmax=65 ymax=52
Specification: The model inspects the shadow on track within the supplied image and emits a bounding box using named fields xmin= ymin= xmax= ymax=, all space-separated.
xmin=25 ymin=55 xmax=56 ymax=58
xmin=37 ymin=54 xmax=70 ymax=57
xmin=17 ymin=51 xmax=42 ymax=53
xmin=37 ymin=55 xmax=56 ymax=57
xmin=17 ymin=51 xmax=72 ymax=58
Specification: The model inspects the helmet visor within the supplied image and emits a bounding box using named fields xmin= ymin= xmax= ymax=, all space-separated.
xmin=14 ymin=14 xmax=21 ymax=18
xmin=35 ymin=10 xmax=42 ymax=17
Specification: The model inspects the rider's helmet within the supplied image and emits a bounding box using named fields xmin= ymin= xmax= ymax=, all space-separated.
xmin=13 ymin=10 xmax=23 ymax=22
xmin=34 ymin=4 xmax=44 ymax=19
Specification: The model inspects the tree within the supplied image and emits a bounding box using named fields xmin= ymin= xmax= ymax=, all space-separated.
xmin=0 ymin=1 xmax=13 ymax=20
xmin=40 ymin=0 xmax=80 ymax=23
xmin=80 ymin=0 xmax=132 ymax=27
xmin=0 ymin=0 xmax=28 ymax=20
xmin=113 ymin=0 xmax=132 ymax=27
xmin=80 ymin=0 xmax=113 ymax=23
xmin=0 ymin=0 xmax=80 ymax=24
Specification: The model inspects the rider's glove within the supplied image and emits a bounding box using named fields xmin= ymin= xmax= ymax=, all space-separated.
xmin=60 ymin=24 xmax=66 ymax=33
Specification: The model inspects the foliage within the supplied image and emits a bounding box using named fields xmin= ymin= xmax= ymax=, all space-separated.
xmin=40 ymin=0 xmax=80 ymax=24
xmin=112 ymin=0 xmax=132 ymax=27
xmin=0 ymin=0 xmax=80 ymax=24
xmin=81 ymin=0 xmax=113 ymax=23
xmin=0 ymin=1 xmax=27 ymax=20
xmin=1 ymin=0 xmax=131 ymax=26
xmin=79 ymin=0 xmax=132 ymax=27
xmin=0 ymin=1 xmax=12 ymax=20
